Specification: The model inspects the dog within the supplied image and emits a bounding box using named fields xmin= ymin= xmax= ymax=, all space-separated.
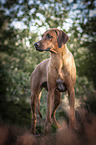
xmin=30 ymin=58 xmax=61 ymax=134
xmin=34 ymin=28 xmax=76 ymax=132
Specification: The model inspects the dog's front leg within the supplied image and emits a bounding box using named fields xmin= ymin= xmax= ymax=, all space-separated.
xmin=68 ymin=88 xmax=76 ymax=130
xmin=51 ymin=89 xmax=61 ymax=128
xmin=45 ymin=89 xmax=54 ymax=132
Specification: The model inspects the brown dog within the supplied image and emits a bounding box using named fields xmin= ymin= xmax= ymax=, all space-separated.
xmin=30 ymin=58 xmax=61 ymax=134
xmin=34 ymin=28 xmax=76 ymax=132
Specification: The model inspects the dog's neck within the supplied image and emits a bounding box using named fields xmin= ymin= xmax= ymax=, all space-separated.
xmin=49 ymin=44 xmax=75 ymax=81
xmin=50 ymin=44 xmax=70 ymax=59
xmin=49 ymin=44 xmax=72 ymax=77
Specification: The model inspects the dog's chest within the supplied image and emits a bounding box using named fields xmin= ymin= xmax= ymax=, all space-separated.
xmin=56 ymin=62 xmax=69 ymax=80
xmin=55 ymin=63 xmax=68 ymax=92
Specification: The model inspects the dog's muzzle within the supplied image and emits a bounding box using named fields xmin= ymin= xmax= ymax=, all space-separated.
xmin=34 ymin=42 xmax=39 ymax=48
xmin=34 ymin=42 xmax=42 ymax=51
xmin=34 ymin=42 xmax=51 ymax=52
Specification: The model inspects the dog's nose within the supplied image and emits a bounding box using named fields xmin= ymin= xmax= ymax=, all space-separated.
xmin=34 ymin=42 xmax=39 ymax=47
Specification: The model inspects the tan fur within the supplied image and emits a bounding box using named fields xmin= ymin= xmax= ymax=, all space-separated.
xmin=30 ymin=58 xmax=61 ymax=134
xmin=30 ymin=59 xmax=49 ymax=134
xmin=33 ymin=28 xmax=76 ymax=133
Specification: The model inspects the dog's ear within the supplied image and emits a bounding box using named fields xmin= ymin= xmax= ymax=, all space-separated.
xmin=57 ymin=30 xmax=69 ymax=48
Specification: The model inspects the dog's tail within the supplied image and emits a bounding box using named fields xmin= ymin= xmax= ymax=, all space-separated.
xmin=38 ymin=90 xmax=42 ymax=119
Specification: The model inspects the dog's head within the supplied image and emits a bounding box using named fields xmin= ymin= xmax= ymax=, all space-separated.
xmin=34 ymin=28 xmax=69 ymax=53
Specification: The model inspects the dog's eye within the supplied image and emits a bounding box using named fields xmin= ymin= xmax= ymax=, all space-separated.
xmin=47 ymin=33 xmax=53 ymax=39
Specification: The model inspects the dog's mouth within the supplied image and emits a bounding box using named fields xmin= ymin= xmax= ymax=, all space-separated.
xmin=35 ymin=47 xmax=44 ymax=52
xmin=34 ymin=41 xmax=53 ymax=52
xmin=35 ymin=45 xmax=51 ymax=52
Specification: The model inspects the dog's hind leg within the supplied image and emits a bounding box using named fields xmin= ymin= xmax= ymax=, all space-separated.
xmin=38 ymin=90 xmax=42 ymax=119
xmin=30 ymin=91 xmax=37 ymax=134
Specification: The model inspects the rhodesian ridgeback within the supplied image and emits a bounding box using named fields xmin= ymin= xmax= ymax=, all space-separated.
xmin=30 ymin=58 xmax=61 ymax=134
xmin=34 ymin=28 xmax=76 ymax=132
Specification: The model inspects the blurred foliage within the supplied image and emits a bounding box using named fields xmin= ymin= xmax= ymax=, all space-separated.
xmin=0 ymin=0 xmax=96 ymax=131
xmin=0 ymin=99 xmax=31 ymax=128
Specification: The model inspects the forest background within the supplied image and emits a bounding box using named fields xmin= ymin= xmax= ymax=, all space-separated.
xmin=0 ymin=0 xmax=96 ymax=133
